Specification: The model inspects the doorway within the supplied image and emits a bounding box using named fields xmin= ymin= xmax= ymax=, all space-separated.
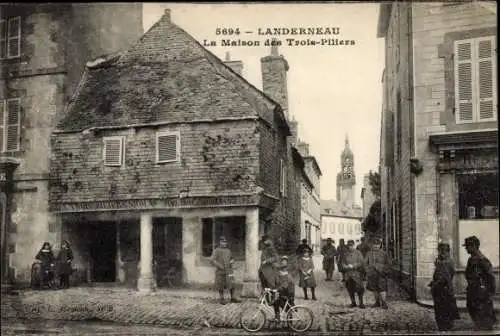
xmin=88 ymin=222 xmax=116 ymax=282
xmin=153 ymin=217 xmax=183 ymax=287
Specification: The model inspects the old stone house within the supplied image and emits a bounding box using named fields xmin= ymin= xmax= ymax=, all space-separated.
xmin=377 ymin=2 xmax=498 ymax=301
xmin=0 ymin=3 xmax=143 ymax=284
xmin=49 ymin=10 xmax=299 ymax=295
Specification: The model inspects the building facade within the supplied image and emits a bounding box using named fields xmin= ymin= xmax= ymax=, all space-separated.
xmin=377 ymin=2 xmax=498 ymax=300
xmin=0 ymin=3 xmax=143 ymax=284
xmin=321 ymin=136 xmax=363 ymax=245
xmin=295 ymin=139 xmax=322 ymax=253
xmin=48 ymin=10 xmax=300 ymax=296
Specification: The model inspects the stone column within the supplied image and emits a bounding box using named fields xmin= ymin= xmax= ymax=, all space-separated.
xmin=137 ymin=213 xmax=155 ymax=293
xmin=116 ymin=221 xmax=125 ymax=283
xmin=241 ymin=207 xmax=260 ymax=298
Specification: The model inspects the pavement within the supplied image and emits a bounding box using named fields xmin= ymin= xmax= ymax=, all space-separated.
xmin=1 ymin=271 xmax=499 ymax=334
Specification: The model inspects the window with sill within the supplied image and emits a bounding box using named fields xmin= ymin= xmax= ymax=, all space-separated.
xmin=156 ymin=130 xmax=180 ymax=163
xmin=103 ymin=136 xmax=125 ymax=166
xmin=455 ymin=36 xmax=497 ymax=123
xmin=201 ymin=216 xmax=246 ymax=260
xmin=457 ymin=172 xmax=499 ymax=267
xmin=0 ymin=15 xmax=21 ymax=59
xmin=0 ymin=98 xmax=21 ymax=153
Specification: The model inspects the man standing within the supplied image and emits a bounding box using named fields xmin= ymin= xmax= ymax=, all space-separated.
xmin=321 ymin=238 xmax=337 ymax=281
xmin=211 ymin=236 xmax=240 ymax=305
xmin=296 ymin=239 xmax=313 ymax=256
xmin=364 ymin=237 xmax=390 ymax=309
xmin=337 ymin=238 xmax=347 ymax=282
xmin=342 ymin=240 xmax=366 ymax=308
xmin=463 ymin=236 xmax=497 ymax=330
xmin=356 ymin=237 xmax=371 ymax=258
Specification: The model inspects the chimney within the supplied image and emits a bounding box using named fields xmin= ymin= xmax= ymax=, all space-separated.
xmin=164 ymin=7 xmax=171 ymax=22
xmin=260 ymin=39 xmax=290 ymax=119
xmin=223 ymin=52 xmax=244 ymax=76
xmin=298 ymin=142 xmax=310 ymax=156
xmin=289 ymin=120 xmax=298 ymax=146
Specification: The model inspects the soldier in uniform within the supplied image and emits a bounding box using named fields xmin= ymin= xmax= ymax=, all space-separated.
xmin=342 ymin=240 xmax=366 ymax=308
xmin=210 ymin=236 xmax=240 ymax=305
xmin=337 ymin=238 xmax=347 ymax=282
xmin=365 ymin=237 xmax=391 ymax=309
xmin=463 ymin=236 xmax=497 ymax=330
xmin=321 ymin=238 xmax=337 ymax=281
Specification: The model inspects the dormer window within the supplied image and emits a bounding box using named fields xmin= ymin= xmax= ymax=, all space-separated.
xmin=103 ymin=136 xmax=125 ymax=166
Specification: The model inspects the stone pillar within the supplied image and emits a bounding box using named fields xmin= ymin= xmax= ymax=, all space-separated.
xmin=137 ymin=213 xmax=155 ymax=293
xmin=241 ymin=208 xmax=260 ymax=298
xmin=116 ymin=221 xmax=125 ymax=283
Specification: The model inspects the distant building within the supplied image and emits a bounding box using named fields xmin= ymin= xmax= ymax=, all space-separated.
xmin=294 ymin=137 xmax=322 ymax=253
xmin=321 ymin=135 xmax=363 ymax=245
xmin=48 ymin=9 xmax=300 ymax=296
xmin=361 ymin=173 xmax=376 ymax=218
xmin=377 ymin=2 xmax=498 ymax=301
xmin=0 ymin=3 xmax=143 ymax=285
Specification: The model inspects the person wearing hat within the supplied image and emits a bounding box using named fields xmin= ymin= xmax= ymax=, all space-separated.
xmin=272 ymin=256 xmax=295 ymax=321
xmin=364 ymin=237 xmax=391 ymax=309
xmin=56 ymin=240 xmax=74 ymax=289
xmin=321 ymin=238 xmax=337 ymax=281
xmin=341 ymin=239 xmax=366 ymax=308
xmin=296 ymin=239 xmax=313 ymax=256
xmin=336 ymin=238 xmax=347 ymax=282
xmin=428 ymin=243 xmax=460 ymax=331
xmin=259 ymin=238 xmax=278 ymax=290
xmin=463 ymin=236 xmax=496 ymax=330
xmin=210 ymin=236 xmax=240 ymax=304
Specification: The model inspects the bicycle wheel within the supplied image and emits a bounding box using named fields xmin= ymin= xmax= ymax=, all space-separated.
xmin=240 ymin=306 xmax=267 ymax=332
xmin=287 ymin=305 xmax=314 ymax=332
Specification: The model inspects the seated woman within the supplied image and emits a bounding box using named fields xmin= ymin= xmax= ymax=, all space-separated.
xmin=35 ymin=242 xmax=55 ymax=283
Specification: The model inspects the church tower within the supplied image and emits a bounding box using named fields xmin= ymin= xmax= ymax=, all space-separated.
xmin=336 ymin=134 xmax=356 ymax=205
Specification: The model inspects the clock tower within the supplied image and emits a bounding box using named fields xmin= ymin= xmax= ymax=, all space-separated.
xmin=336 ymin=134 xmax=356 ymax=205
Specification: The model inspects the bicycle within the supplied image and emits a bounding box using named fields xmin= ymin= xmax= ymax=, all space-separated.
xmin=240 ymin=288 xmax=314 ymax=332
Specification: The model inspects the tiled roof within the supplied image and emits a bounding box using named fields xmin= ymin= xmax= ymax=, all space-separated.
xmin=57 ymin=12 xmax=288 ymax=133
xmin=320 ymin=199 xmax=363 ymax=218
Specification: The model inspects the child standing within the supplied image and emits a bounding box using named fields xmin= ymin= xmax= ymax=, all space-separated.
xmin=273 ymin=256 xmax=295 ymax=321
xmin=298 ymin=249 xmax=317 ymax=300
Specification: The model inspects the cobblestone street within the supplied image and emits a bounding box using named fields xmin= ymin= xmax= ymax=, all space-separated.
xmin=2 ymin=271 xmax=499 ymax=334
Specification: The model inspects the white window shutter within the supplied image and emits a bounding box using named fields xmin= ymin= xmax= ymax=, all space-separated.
xmin=103 ymin=137 xmax=124 ymax=166
xmin=7 ymin=16 xmax=20 ymax=58
xmin=0 ymin=20 xmax=6 ymax=59
xmin=455 ymin=40 xmax=474 ymax=123
xmin=6 ymin=98 xmax=20 ymax=151
xmin=156 ymin=132 xmax=180 ymax=163
xmin=476 ymin=37 xmax=496 ymax=121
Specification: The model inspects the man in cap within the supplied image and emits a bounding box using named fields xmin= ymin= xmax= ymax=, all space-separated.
xmin=210 ymin=236 xmax=240 ymax=304
xmin=364 ymin=237 xmax=391 ymax=309
xmin=342 ymin=239 xmax=366 ymax=308
xmin=296 ymin=238 xmax=313 ymax=256
xmin=321 ymin=238 xmax=337 ymax=281
xmin=463 ymin=235 xmax=496 ymax=330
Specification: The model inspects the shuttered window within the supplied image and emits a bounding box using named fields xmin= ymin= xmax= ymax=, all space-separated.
xmin=156 ymin=131 xmax=180 ymax=163
xmin=0 ymin=98 xmax=21 ymax=152
xmin=103 ymin=136 xmax=125 ymax=166
xmin=0 ymin=16 xmax=21 ymax=59
xmin=455 ymin=36 xmax=497 ymax=123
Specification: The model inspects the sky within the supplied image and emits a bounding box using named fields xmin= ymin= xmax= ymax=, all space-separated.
xmin=142 ymin=3 xmax=385 ymax=205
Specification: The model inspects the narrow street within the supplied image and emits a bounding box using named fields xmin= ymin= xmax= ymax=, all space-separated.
xmin=2 ymin=271 xmax=499 ymax=334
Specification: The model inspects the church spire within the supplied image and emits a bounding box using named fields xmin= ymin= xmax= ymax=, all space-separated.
xmin=345 ymin=133 xmax=349 ymax=148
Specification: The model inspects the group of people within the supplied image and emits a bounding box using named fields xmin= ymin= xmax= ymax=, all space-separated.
xmin=34 ymin=240 xmax=74 ymax=289
xmin=321 ymin=236 xmax=391 ymax=309
xmin=429 ymin=236 xmax=497 ymax=331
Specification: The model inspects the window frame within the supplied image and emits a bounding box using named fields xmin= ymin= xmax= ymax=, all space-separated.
xmin=102 ymin=136 xmax=125 ymax=167
xmin=454 ymin=36 xmax=497 ymax=124
xmin=1 ymin=98 xmax=22 ymax=153
xmin=156 ymin=130 xmax=181 ymax=164
xmin=6 ymin=16 xmax=21 ymax=59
